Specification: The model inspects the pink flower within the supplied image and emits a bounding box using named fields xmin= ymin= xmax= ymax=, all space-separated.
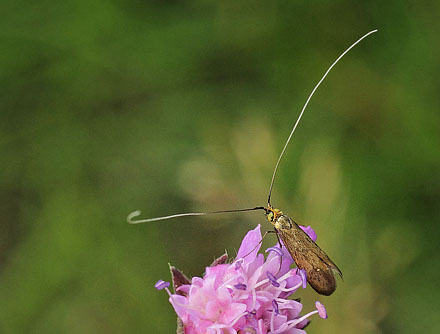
xmin=157 ymin=225 xmax=328 ymax=333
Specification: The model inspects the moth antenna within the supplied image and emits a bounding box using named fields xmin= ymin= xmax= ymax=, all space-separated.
xmin=267 ymin=29 xmax=378 ymax=206
xmin=127 ymin=207 xmax=265 ymax=224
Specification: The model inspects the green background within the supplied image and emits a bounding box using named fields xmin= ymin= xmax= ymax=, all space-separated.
xmin=1 ymin=1 xmax=439 ymax=333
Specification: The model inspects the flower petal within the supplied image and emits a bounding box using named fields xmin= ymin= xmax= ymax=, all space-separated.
xmin=236 ymin=224 xmax=262 ymax=262
xmin=168 ymin=294 xmax=188 ymax=320
xmin=300 ymin=225 xmax=317 ymax=242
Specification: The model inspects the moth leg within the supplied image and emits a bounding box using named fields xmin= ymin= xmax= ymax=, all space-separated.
xmin=271 ymin=228 xmax=284 ymax=276
xmin=273 ymin=228 xmax=282 ymax=247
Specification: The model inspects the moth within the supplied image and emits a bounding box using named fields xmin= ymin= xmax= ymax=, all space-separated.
xmin=128 ymin=30 xmax=377 ymax=296
xmin=265 ymin=207 xmax=342 ymax=295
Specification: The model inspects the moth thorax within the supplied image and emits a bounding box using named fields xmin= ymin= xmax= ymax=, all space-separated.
xmin=266 ymin=206 xmax=283 ymax=229
xmin=274 ymin=215 xmax=293 ymax=230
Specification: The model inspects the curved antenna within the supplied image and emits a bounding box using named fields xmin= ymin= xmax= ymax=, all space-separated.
xmin=267 ymin=29 xmax=378 ymax=206
xmin=127 ymin=206 xmax=266 ymax=224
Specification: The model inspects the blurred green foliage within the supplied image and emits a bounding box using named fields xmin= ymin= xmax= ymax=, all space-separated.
xmin=1 ymin=1 xmax=439 ymax=333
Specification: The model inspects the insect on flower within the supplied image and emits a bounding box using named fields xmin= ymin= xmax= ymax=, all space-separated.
xmin=157 ymin=225 xmax=330 ymax=333
xmin=128 ymin=30 xmax=378 ymax=296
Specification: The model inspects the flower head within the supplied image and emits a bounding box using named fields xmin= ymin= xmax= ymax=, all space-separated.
xmin=157 ymin=224 xmax=328 ymax=333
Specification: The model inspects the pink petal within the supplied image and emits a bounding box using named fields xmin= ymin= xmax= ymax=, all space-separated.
xmin=246 ymin=254 xmax=265 ymax=287
xmin=205 ymin=264 xmax=228 ymax=278
xmin=216 ymin=286 xmax=233 ymax=305
xmin=176 ymin=285 xmax=190 ymax=295
xmin=191 ymin=277 xmax=204 ymax=287
xmin=236 ymin=225 xmax=262 ymax=262
xmin=280 ymin=299 xmax=303 ymax=319
xmin=277 ymin=240 xmax=294 ymax=263
xmin=205 ymin=300 xmax=220 ymax=319
xmin=169 ymin=294 xmax=189 ymax=319
xmin=205 ymin=264 xmax=229 ymax=289
xmin=278 ymin=249 xmax=294 ymax=275
xmin=207 ymin=324 xmax=237 ymax=334
xmin=281 ymin=274 xmax=302 ymax=298
xmin=196 ymin=319 xmax=214 ymax=333
xmin=220 ymin=302 xmax=247 ymax=325
xmin=300 ymin=225 xmax=317 ymax=242
xmin=182 ymin=321 xmax=198 ymax=334
xmin=272 ymin=313 xmax=289 ymax=330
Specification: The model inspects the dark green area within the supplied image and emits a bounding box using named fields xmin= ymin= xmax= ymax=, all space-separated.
xmin=1 ymin=1 xmax=439 ymax=333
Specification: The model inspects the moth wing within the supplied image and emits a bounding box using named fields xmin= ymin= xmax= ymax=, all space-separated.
xmin=277 ymin=216 xmax=341 ymax=296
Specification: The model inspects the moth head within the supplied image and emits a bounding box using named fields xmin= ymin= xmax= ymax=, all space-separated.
xmin=266 ymin=207 xmax=282 ymax=223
